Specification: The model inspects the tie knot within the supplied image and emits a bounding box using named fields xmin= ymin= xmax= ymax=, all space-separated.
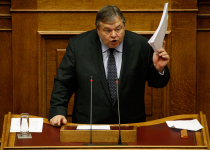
xmin=109 ymin=48 xmax=115 ymax=54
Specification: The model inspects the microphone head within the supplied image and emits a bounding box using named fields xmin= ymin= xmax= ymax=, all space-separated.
xmin=115 ymin=78 xmax=119 ymax=83
xmin=90 ymin=76 xmax=94 ymax=81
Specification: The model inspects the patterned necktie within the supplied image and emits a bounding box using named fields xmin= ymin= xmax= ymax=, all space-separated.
xmin=107 ymin=48 xmax=117 ymax=101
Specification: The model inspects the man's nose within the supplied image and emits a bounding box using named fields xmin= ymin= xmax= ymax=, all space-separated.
xmin=110 ymin=30 xmax=117 ymax=37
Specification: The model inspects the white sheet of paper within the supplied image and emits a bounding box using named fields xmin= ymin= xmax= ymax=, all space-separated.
xmin=148 ymin=2 xmax=168 ymax=54
xmin=166 ymin=119 xmax=203 ymax=131
xmin=10 ymin=118 xmax=43 ymax=132
xmin=10 ymin=118 xmax=20 ymax=132
xmin=76 ymin=125 xmax=110 ymax=130
xmin=29 ymin=118 xmax=43 ymax=132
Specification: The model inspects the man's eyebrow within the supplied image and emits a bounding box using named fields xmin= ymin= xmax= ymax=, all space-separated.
xmin=116 ymin=25 xmax=121 ymax=28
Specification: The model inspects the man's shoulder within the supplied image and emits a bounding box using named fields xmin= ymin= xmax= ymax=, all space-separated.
xmin=125 ymin=30 xmax=148 ymax=41
xmin=72 ymin=29 xmax=97 ymax=40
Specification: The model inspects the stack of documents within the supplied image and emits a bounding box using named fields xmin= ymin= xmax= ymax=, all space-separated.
xmin=148 ymin=2 xmax=168 ymax=54
xmin=10 ymin=118 xmax=43 ymax=132
xmin=166 ymin=119 xmax=203 ymax=131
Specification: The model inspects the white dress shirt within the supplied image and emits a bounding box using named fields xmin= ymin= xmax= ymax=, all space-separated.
xmin=101 ymin=40 xmax=123 ymax=79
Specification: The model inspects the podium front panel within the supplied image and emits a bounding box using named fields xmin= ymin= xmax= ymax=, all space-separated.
xmin=14 ymin=123 xmax=196 ymax=146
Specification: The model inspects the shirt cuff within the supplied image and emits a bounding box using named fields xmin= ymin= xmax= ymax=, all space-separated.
xmin=158 ymin=70 xmax=165 ymax=75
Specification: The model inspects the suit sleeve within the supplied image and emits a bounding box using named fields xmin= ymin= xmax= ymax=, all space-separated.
xmin=147 ymin=46 xmax=170 ymax=88
xmin=48 ymin=39 xmax=76 ymax=120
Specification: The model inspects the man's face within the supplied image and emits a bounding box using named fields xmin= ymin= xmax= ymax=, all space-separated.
xmin=97 ymin=16 xmax=125 ymax=48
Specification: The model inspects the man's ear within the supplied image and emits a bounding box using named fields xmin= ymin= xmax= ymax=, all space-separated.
xmin=96 ymin=26 xmax=100 ymax=36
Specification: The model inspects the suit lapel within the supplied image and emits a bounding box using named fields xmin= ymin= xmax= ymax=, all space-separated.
xmin=118 ymin=32 xmax=134 ymax=97
xmin=89 ymin=31 xmax=112 ymax=101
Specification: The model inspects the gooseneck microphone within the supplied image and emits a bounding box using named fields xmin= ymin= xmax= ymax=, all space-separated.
xmin=115 ymin=78 xmax=122 ymax=145
xmin=89 ymin=76 xmax=94 ymax=146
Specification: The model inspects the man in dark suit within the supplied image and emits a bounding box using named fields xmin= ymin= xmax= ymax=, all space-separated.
xmin=49 ymin=5 xmax=170 ymax=126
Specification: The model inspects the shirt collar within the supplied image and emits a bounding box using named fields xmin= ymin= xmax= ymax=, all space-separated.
xmin=99 ymin=37 xmax=123 ymax=53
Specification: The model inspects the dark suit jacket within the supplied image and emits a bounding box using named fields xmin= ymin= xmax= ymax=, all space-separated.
xmin=49 ymin=29 xmax=170 ymax=124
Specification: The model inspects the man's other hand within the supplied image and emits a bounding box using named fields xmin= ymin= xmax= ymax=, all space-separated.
xmin=50 ymin=115 xmax=67 ymax=127
xmin=153 ymin=40 xmax=170 ymax=73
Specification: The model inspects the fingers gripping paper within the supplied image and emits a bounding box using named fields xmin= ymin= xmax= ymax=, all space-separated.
xmin=148 ymin=2 xmax=168 ymax=54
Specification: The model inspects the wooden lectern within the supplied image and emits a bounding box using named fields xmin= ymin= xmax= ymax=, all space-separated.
xmin=1 ymin=112 xmax=210 ymax=150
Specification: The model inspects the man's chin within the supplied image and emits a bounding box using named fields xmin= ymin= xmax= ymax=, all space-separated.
xmin=109 ymin=44 xmax=119 ymax=48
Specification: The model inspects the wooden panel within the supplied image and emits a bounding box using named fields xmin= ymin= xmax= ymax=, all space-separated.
xmin=38 ymin=13 xmax=96 ymax=31
xmin=198 ymin=5 xmax=210 ymax=14
xmin=150 ymin=88 xmax=164 ymax=120
xmin=12 ymin=13 xmax=38 ymax=115
xmin=197 ymin=17 xmax=210 ymax=29
xmin=37 ymin=12 xmax=171 ymax=31
xmin=11 ymin=0 xmax=37 ymax=9
xmin=198 ymin=0 xmax=210 ymax=4
xmin=171 ymin=0 xmax=197 ymax=9
xmin=124 ymin=12 xmax=171 ymax=31
xmin=0 ymin=0 xmax=11 ymax=4
xmin=56 ymin=49 xmax=65 ymax=69
xmin=0 ymin=31 xmax=12 ymax=136
xmin=36 ymin=0 xmax=172 ymax=10
xmin=0 ymin=17 xmax=11 ymax=29
xmin=0 ymin=0 xmax=11 ymax=139
xmin=197 ymin=31 xmax=210 ymax=135
xmin=170 ymin=12 xmax=197 ymax=115
xmin=0 ymin=4 xmax=10 ymax=14
xmin=197 ymin=0 xmax=210 ymax=135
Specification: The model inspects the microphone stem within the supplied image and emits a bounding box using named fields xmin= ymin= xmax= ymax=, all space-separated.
xmin=116 ymin=78 xmax=122 ymax=145
xmin=89 ymin=76 xmax=93 ymax=145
